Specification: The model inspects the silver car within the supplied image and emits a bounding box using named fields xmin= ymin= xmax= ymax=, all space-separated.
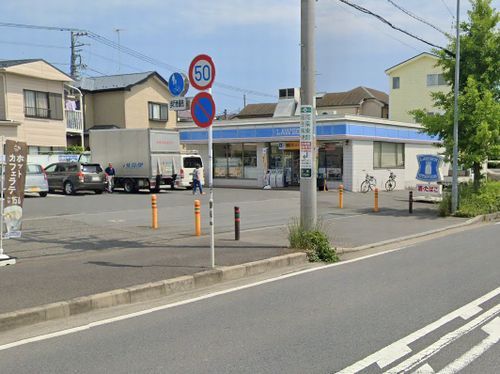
xmin=25 ymin=164 xmax=49 ymax=197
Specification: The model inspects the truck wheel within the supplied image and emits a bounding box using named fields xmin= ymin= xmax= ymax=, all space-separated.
xmin=39 ymin=192 xmax=48 ymax=197
xmin=64 ymin=181 xmax=75 ymax=195
xmin=123 ymin=179 xmax=136 ymax=193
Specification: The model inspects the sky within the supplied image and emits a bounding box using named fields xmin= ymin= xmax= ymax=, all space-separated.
xmin=0 ymin=0 xmax=494 ymax=114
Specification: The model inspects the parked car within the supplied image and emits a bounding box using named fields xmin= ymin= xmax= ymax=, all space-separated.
xmin=24 ymin=164 xmax=49 ymax=197
xmin=43 ymin=162 xmax=105 ymax=195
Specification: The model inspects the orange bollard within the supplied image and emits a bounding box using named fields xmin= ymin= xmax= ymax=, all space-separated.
xmin=339 ymin=184 xmax=344 ymax=209
xmin=194 ymin=199 xmax=201 ymax=236
xmin=151 ymin=194 xmax=158 ymax=229
xmin=374 ymin=188 xmax=379 ymax=212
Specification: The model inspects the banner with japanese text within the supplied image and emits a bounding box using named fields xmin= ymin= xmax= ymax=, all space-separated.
xmin=3 ymin=140 xmax=28 ymax=238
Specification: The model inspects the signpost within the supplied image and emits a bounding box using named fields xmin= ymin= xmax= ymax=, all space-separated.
xmin=168 ymin=72 xmax=190 ymax=97
xmin=415 ymin=154 xmax=444 ymax=202
xmin=188 ymin=54 xmax=216 ymax=91
xmin=300 ymin=105 xmax=313 ymax=179
xmin=189 ymin=54 xmax=216 ymax=268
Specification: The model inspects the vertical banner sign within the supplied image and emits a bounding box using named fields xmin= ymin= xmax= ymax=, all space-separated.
xmin=300 ymin=105 xmax=313 ymax=178
xmin=3 ymin=140 xmax=27 ymax=238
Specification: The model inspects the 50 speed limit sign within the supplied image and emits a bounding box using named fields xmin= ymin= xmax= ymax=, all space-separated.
xmin=189 ymin=54 xmax=216 ymax=91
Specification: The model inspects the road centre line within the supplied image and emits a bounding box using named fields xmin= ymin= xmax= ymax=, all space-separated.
xmin=385 ymin=305 xmax=500 ymax=373
xmin=336 ymin=287 xmax=500 ymax=373
xmin=0 ymin=243 xmax=423 ymax=352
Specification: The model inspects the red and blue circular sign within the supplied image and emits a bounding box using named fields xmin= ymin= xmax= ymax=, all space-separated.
xmin=191 ymin=92 xmax=216 ymax=128
xmin=189 ymin=54 xmax=216 ymax=91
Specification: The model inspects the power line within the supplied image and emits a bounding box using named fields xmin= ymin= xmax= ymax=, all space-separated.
xmin=439 ymin=0 xmax=455 ymax=19
xmin=0 ymin=21 xmax=277 ymax=99
xmin=0 ymin=40 xmax=67 ymax=49
xmin=334 ymin=1 xmax=424 ymax=53
xmin=336 ymin=0 xmax=454 ymax=56
xmin=386 ymin=0 xmax=449 ymax=36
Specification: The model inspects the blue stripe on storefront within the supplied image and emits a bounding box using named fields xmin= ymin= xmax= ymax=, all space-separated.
xmin=179 ymin=123 xmax=439 ymax=142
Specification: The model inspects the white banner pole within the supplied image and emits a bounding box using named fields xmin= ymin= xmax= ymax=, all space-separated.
xmin=208 ymin=88 xmax=215 ymax=269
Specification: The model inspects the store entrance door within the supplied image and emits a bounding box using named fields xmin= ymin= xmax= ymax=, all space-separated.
xmin=284 ymin=150 xmax=300 ymax=186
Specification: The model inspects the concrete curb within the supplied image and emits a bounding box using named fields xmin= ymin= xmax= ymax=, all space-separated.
xmin=337 ymin=210 xmax=500 ymax=254
xmin=336 ymin=216 xmax=484 ymax=254
xmin=0 ymin=252 xmax=307 ymax=333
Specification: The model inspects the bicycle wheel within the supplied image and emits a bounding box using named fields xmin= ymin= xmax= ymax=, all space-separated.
xmin=360 ymin=180 xmax=370 ymax=193
xmin=385 ymin=179 xmax=396 ymax=192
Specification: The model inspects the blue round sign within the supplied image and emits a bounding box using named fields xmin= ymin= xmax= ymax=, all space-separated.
xmin=191 ymin=92 xmax=215 ymax=128
xmin=168 ymin=73 xmax=189 ymax=97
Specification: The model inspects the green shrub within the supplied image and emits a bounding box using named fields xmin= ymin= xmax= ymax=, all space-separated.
xmin=66 ymin=145 xmax=84 ymax=154
xmin=440 ymin=181 xmax=500 ymax=217
xmin=288 ymin=219 xmax=339 ymax=263
xmin=455 ymin=181 xmax=500 ymax=217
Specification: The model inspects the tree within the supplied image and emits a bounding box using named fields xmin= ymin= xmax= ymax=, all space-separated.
xmin=412 ymin=0 xmax=500 ymax=189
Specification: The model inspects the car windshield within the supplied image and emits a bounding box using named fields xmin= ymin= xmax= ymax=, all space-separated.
xmin=81 ymin=164 xmax=103 ymax=173
xmin=27 ymin=164 xmax=43 ymax=174
xmin=183 ymin=157 xmax=202 ymax=168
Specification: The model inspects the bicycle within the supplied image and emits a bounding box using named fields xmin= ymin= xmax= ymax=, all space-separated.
xmin=360 ymin=171 xmax=377 ymax=193
xmin=385 ymin=170 xmax=397 ymax=192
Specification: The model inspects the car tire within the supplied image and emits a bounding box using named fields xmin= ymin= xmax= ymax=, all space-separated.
xmin=123 ymin=179 xmax=136 ymax=193
xmin=39 ymin=192 xmax=48 ymax=197
xmin=64 ymin=181 xmax=75 ymax=195
xmin=95 ymin=190 xmax=103 ymax=195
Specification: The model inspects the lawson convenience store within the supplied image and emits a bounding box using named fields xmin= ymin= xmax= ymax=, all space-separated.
xmin=177 ymin=114 xmax=441 ymax=191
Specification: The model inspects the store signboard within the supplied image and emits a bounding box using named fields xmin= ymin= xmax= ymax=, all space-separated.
xmin=300 ymin=105 xmax=313 ymax=178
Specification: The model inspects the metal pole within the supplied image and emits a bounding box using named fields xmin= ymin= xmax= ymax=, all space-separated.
xmin=208 ymin=88 xmax=215 ymax=268
xmin=300 ymin=0 xmax=317 ymax=229
xmin=0 ymin=136 xmax=4 ymax=257
xmin=451 ymin=0 xmax=461 ymax=214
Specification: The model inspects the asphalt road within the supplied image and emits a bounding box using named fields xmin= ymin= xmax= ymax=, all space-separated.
xmin=0 ymin=223 xmax=498 ymax=373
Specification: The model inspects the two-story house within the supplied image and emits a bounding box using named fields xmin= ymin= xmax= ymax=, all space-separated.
xmin=77 ymin=71 xmax=176 ymax=147
xmin=385 ymin=52 xmax=450 ymax=123
xmin=234 ymin=86 xmax=388 ymax=120
xmin=0 ymin=59 xmax=78 ymax=153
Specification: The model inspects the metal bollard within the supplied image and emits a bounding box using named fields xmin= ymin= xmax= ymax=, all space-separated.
xmin=374 ymin=188 xmax=379 ymax=212
xmin=409 ymin=191 xmax=413 ymax=214
xmin=151 ymin=194 xmax=158 ymax=229
xmin=339 ymin=184 xmax=344 ymax=209
xmin=194 ymin=199 xmax=201 ymax=236
xmin=234 ymin=206 xmax=240 ymax=241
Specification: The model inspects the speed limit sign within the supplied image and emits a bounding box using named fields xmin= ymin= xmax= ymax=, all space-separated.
xmin=188 ymin=54 xmax=216 ymax=91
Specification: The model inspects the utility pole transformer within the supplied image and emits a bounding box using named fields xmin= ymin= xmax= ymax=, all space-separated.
xmin=300 ymin=0 xmax=317 ymax=229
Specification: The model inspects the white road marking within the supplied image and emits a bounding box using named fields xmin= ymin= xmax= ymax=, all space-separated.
xmin=385 ymin=304 xmax=500 ymax=373
xmin=413 ymin=363 xmax=435 ymax=373
xmin=336 ymin=287 xmax=500 ymax=373
xmin=437 ymin=317 xmax=500 ymax=374
xmin=0 ymin=243 xmax=417 ymax=352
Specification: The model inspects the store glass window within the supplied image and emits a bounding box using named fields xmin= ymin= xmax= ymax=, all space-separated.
xmin=214 ymin=143 xmax=257 ymax=179
xmin=373 ymin=142 xmax=405 ymax=168
xmin=318 ymin=143 xmax=343 ymax=181
xmin=243 ymin=144 xmax=258 ymax=179
xmin=270 ymin=144 xmax=282 ymax=169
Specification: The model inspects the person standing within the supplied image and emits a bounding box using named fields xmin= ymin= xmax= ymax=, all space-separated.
xmin=192 ymin=164 xmax=203 ymax=195
xmin=104 ymin=163 xmax=116 ymax=193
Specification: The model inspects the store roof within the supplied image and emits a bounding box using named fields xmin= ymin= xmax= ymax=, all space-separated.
xmin=317 ymin=86 xmax=388 ymax=107
xmin=235 ymin=103 xmax=277 ymax=119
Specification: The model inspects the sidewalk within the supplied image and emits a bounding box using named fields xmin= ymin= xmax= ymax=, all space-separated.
xmin=0 ymin=189 xmax=471 ymax=316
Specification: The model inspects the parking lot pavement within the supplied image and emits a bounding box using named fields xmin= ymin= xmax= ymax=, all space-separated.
xmin=0 ymin=188 xmax=469 ymax=313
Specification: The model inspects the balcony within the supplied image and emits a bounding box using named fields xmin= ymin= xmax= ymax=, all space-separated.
xmin=65 ymin=110 xmax=83 ymax=133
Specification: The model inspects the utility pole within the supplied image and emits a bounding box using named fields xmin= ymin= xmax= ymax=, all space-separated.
xmin=70 ymin=31 xmax=87 ymax=80
xmin=451 ymin=0 xmax=461 ymax=214
xmin=243 ymin=94 xmax=247 ymax=107
xmin=114 ymin=28 xmax=124 ymax=73
xmin=300 ymin=0 xmax=317 ymax=229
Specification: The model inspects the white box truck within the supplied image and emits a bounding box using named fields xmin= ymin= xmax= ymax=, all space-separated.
xmin=89 ymin=129 xmax=203 ymax=193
